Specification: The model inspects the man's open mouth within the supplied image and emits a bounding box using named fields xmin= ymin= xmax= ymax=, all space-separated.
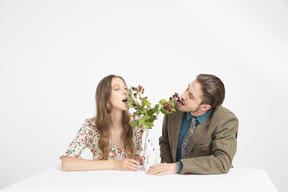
xmin=180 ymin=99 xmax=184 ymax=106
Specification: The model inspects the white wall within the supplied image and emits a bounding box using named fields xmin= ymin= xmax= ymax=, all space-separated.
xmin=0 ymin=0 xmax=288 ymax=191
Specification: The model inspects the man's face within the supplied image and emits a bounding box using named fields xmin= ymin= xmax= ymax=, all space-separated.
xmin=178 ymin=80 xmax=210 ymax=116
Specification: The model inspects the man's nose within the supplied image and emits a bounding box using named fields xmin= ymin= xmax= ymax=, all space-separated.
xmin=181 ymin=92 xmax=185 ymax=100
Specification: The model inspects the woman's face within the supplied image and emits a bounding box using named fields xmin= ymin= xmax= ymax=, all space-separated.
xmin=109 ymin=77 xmax=129 ymax=111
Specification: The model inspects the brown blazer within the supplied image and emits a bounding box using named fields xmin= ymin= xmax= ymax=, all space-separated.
xmin=159 ymin=104 xmax=239 ymax=175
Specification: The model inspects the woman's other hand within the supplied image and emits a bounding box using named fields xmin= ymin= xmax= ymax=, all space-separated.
xmin=134 ymin=155 xmax=144 ymax=165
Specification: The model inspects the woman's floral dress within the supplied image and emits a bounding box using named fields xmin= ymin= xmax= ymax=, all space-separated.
xmin=60 ymin=118 xmax=144 ymax=160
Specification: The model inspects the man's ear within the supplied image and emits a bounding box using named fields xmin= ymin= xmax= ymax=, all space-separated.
xmin=201 ymin=104 xmax=211 ymax=111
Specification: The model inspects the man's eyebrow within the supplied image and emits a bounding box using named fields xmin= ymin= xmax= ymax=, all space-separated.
xmin=188 ymin=84 xmax=194 ymax=98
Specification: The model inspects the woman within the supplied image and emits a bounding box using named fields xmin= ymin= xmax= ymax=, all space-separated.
xmin=60 ymin=75 xmax=144 ymax=171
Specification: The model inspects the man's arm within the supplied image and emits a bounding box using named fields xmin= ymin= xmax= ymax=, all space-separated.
xmin=180 ymin=114 xmax=238 ymax=174
xmin=159 ymin=114 xmax=173 ymax=163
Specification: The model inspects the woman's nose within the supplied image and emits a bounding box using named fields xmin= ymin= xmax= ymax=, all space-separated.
xmin=123 ymin=89 xmax=128 ymax=95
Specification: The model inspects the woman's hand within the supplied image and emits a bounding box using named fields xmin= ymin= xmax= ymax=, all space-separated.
xmin=134 ymin=155 xmax=144 ymax=165
xmin=114 ymin=158 xmax=140 ymax=171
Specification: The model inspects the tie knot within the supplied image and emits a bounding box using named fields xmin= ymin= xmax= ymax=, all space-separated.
xmin=191 ymin=117 xmax=197 ymax=123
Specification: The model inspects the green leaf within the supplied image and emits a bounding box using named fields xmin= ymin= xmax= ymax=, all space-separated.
xmin=139 ymin=117 xmax=146 ymax=125
xmin=168 ymin=101 xmax=175 ymax=107
xmin=131 ymin=120 xmax=139 ymax=127
xmin=138 ymin=106 xmax=145 ymax=114
xmin=152 ymin=104 xmax=159 ymax=113
xmin=151 ymin=115 xmax=158 ymax=121
xmin=159 ymin=99 xmax=167 ymax=105
xmin=160 ymin=107 xmax=170 ymax=115
xmin=127 ymin=97 xmax=135 ymax=108
xmin=141 ymin=98 xmax=151 ymax=106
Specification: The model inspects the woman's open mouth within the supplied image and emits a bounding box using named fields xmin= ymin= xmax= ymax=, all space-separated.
xmin=122 ymin=98 xmax=128 ymax=103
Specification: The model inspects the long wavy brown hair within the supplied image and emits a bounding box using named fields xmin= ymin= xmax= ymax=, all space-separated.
xmin=95 ymin=75 xmax=134 ymax=160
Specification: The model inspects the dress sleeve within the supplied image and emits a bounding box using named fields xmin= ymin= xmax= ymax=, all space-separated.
xmin=60 ymin=119 xmax=94 ymax=160
xmin=133 ymin=126 xmax=145 ymax=156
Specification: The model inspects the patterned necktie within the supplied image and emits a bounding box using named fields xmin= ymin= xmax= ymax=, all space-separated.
xmin=181 ymin=117 xmax=197 ymax=159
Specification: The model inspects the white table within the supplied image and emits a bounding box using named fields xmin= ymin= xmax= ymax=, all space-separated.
xmin=1 ymin=167 xmax=278 ymax=192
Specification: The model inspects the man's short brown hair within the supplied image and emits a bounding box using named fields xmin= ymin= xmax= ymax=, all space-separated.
xmin=196 ymin=74 xmax=225 ymax=109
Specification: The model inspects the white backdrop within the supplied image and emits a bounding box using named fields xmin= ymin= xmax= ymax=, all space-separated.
xmin=0 ymin=0 xmax=288 ymax=191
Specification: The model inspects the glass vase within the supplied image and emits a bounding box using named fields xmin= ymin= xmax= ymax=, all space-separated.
xmin=143 ymin=128 xmax=156 ymax=171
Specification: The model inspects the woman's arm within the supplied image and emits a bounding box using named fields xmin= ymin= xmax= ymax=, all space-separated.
xmin=61 ymin=157 xmax=140 ymax=171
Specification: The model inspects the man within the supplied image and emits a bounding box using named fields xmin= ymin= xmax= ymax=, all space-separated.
xmin=147 ymin=74 xmax=238 ymax=176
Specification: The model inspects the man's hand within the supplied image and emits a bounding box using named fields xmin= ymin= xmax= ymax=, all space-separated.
xmin=146 ymin=163 xmax=178 ymax=176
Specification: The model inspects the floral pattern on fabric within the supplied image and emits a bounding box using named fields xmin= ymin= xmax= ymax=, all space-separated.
xmin=60 ymin=118 xmax=144 ymax=161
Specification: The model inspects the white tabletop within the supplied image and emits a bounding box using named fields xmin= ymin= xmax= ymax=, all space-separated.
xmin=1 ymin=167 xmax=278 ymax=192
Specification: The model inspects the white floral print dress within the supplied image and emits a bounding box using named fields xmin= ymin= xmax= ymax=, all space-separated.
xmin=60 ymin=118 xmax=144 ymax=160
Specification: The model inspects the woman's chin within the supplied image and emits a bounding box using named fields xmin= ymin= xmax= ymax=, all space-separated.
xmin=122 ymin=104 xmax=129 ymax=111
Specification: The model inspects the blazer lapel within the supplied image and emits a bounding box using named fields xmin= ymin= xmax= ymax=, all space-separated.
xmin=170 ymin=111 xmax=184 ymax=162
xmin=186 ymin=120 xmax=208 ymax=154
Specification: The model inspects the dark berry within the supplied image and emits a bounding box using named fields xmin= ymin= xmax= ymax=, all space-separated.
xmin=164 ymin=106 xmax=167 ymax=110
xmin=169 ymin=97 xmax=172 ymax=101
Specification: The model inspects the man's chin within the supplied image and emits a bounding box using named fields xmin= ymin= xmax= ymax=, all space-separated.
xmin=177 ymin=104 xmax=185 ymax=112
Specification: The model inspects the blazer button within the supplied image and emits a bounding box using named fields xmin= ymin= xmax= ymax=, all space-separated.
xmin=201 ymin=147 xmax=206 ymax=152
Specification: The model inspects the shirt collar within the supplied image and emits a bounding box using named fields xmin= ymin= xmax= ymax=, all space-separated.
xmin=185 ymin=109 xmax=211 ymax=124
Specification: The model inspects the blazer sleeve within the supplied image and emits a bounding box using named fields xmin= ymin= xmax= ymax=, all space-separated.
xmin=159 ymin=114 xmax=173 ymax=163
xmin=180 ymin=113 xmax=239 ymax=174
